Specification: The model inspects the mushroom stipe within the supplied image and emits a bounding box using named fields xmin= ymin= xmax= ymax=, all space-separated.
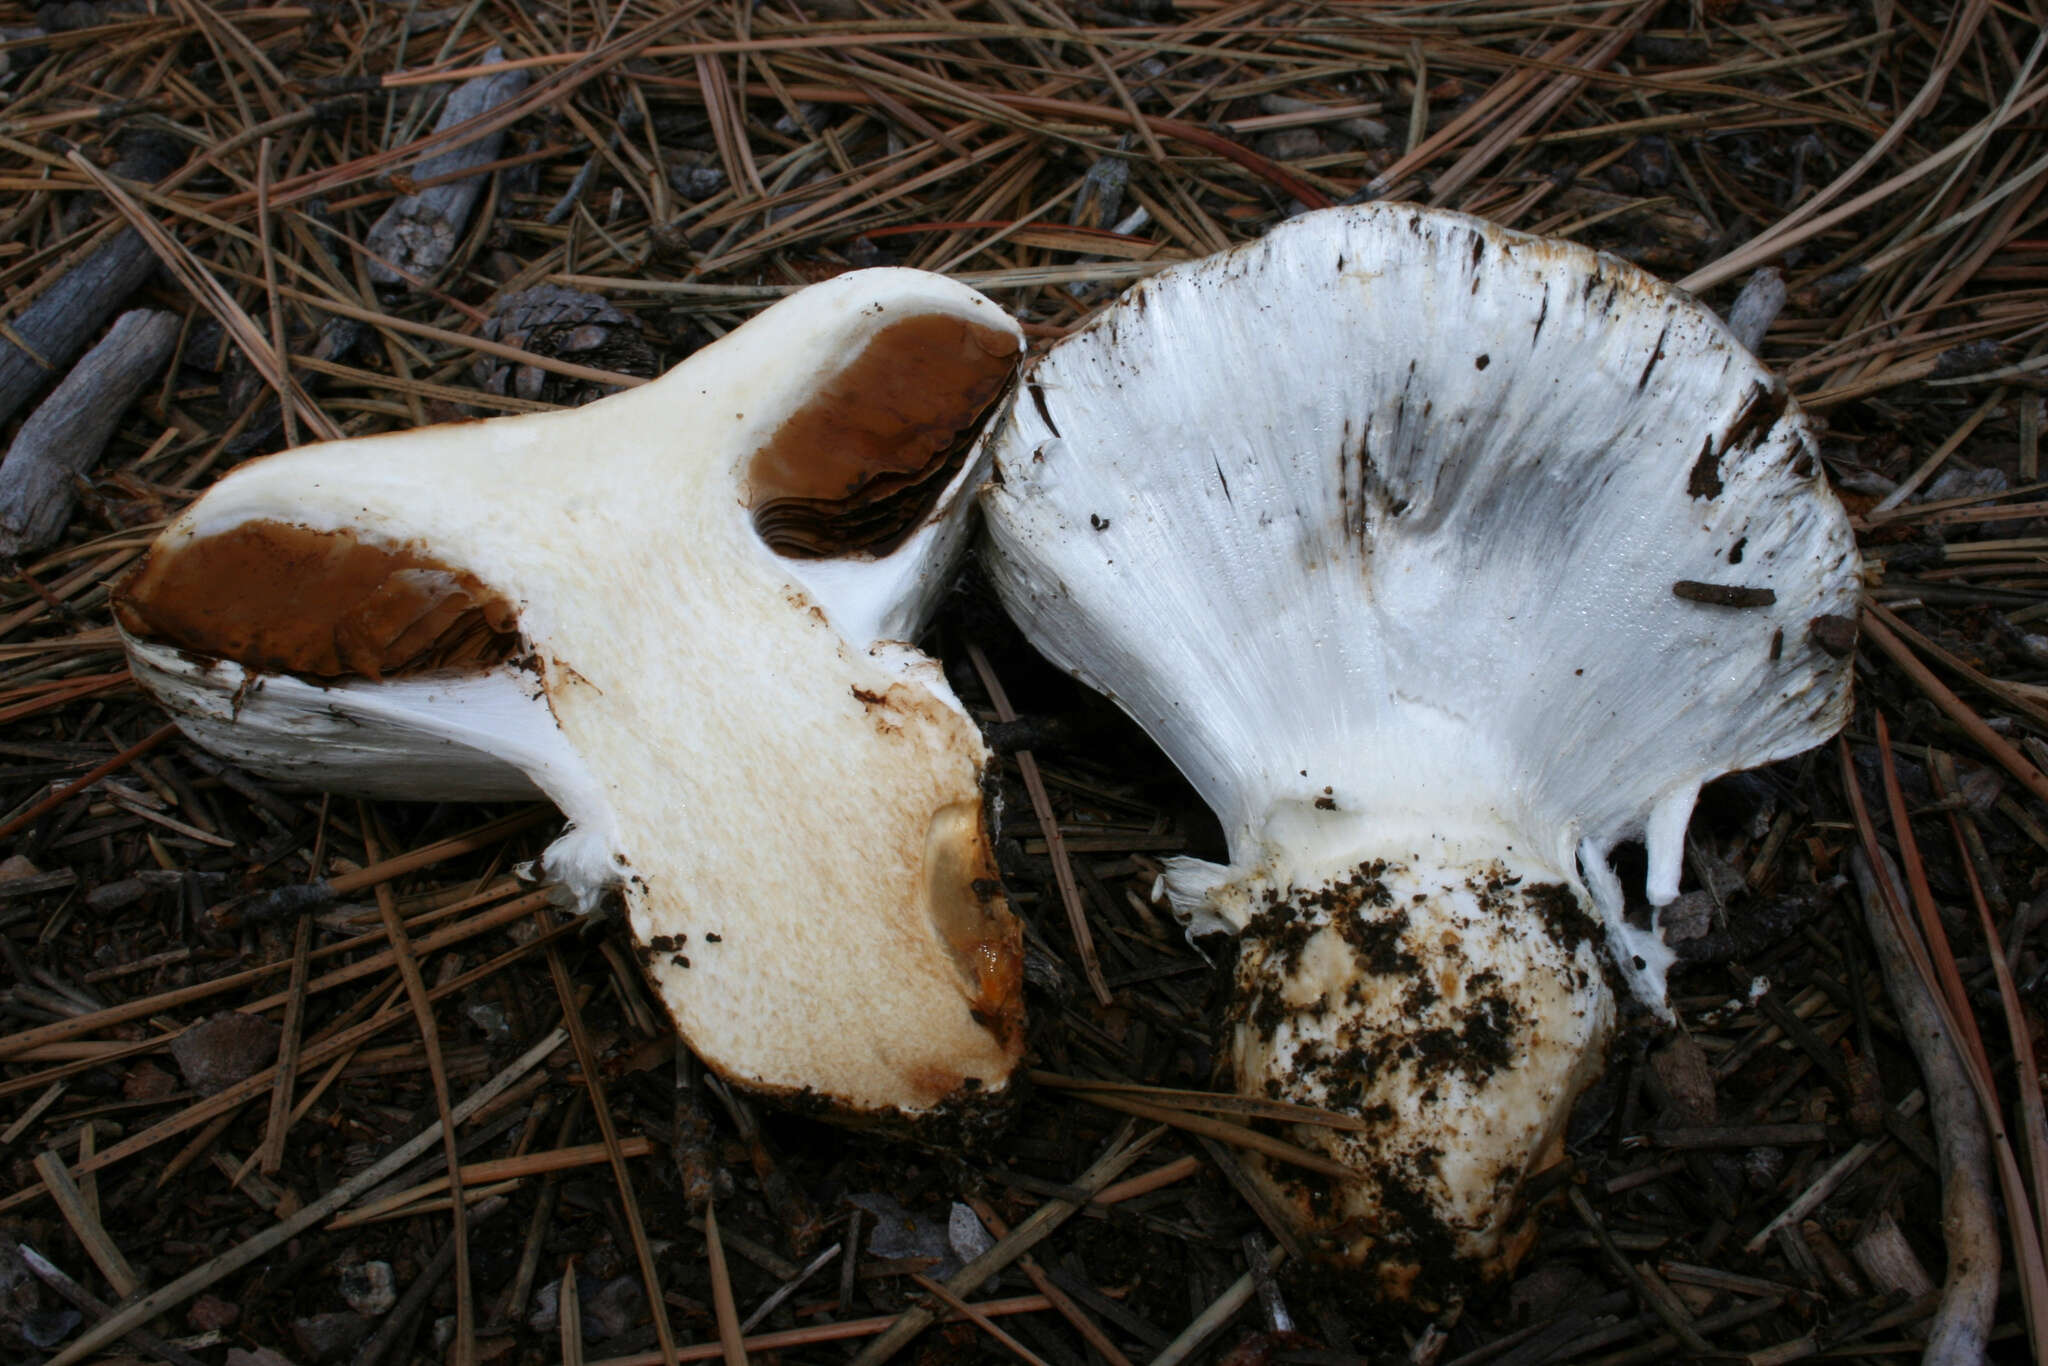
xmin=978 ymin=202 xmax=1859 ymax=1301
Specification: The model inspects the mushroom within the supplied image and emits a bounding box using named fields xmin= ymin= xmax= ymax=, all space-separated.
xmin=979 ymin=204 xmax=1859 ymax=1296
xmin=115 ymin=268 xmax=1030 ymax=1123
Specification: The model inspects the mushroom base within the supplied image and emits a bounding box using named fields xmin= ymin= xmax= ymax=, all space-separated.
xmin=1224 ymin=849 xmax=1614 ymax=1303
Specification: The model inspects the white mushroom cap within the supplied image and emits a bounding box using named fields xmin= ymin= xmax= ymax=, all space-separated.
xmin=980 ymin=204 xmax=1859 ymax=1289
xmin=118 ymin=268 xmax=1030 ymax=1121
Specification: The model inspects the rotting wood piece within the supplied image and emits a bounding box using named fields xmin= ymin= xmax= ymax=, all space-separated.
xmin=366 ymin=47 xmax=531 ymax=287
xmin=0 ymin=309 xmax=180 ymax=558
xmin=1850 ymin=849 xmax=1998 ymax=1365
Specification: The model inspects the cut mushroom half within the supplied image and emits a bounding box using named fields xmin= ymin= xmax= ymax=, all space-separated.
xmin=116 ymin=268 xmax=1029 ymax=1123
xmin=979 ymin=205 xmax=1860 ymax=1297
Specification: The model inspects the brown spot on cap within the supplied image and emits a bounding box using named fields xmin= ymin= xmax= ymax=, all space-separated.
xmin=114 ymin=521 xmax=518 ymax=681
xmin=1672 ymin=579 xmax=1776 ymax=609
xmin=748 ymin=313 xmax=1018 ymax=559
xmin=1687 ymin=436 xmax=1722 ymax=500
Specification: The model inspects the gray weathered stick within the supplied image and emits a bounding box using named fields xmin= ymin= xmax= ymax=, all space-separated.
xmin=1850 ymin=850 xmax=1998 ymax=1366
xmin=0 ymin=232 xmax=157 ymax=430
xmin=1723 ymin=267 xmax=1787 ymax=354
xmin=0 ymin=308 xmax=179 ymax=557
xmin=17 ymin=1242 xmax=206 ymax=1366
xmin=367 ymin=48 xmax=530 ymax=286
xmin=0 ymin=132 xmax=186 ymax=428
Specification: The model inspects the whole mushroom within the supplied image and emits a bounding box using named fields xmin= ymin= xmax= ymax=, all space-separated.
xmin=979 ymin=204 xmax=1860 ymax=1297
xmin=116 ymin=268 xmax=1030 ymax=1124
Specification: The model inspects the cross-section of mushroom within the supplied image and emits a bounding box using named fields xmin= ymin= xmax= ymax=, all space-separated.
xmin=115 ymin=268 xmax=1028 ymax=1122
xmin=980 ymin=205 xmax=1859 ymax=1297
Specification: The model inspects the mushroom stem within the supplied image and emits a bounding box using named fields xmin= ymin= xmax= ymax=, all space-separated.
xmin=1209 ymin=834 xmax=1611 ymax=1301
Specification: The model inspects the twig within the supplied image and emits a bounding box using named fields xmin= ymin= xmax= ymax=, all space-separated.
xmin=361 ymin=802 xmax=475 ymax=1366
xmin=0 ymin=721 xmax=177 ymax=842
xmin=0 ymin=308 xmax=179 ymax=556
xmin=967 ymin=642 xmax=1112 ymax=1006
xmin=703 ymin=1200 xmax=748 ymax=1366
xmin=367 ymin=47 xmax=531 ymax=286
xmin=0 ymin=228 xmax=160 ymax=428
xmin=17 ymin=1242 xmax=204 ymax=1366
xmin=849 ymin=1123 xmax=1156 ymax=1366
xmin=910 ymin=1273 xmax=1053 ymax=1366
xmin=1150 ymin=1242 xmax=1283 ymax=1366
xmin=41 ymin=1029 xmax=567 ymax=1366
xmin=537 ymin=906 xmax=681 ymax=1366
xmin=1847 ymin=847 xmax=2000 ymax=1365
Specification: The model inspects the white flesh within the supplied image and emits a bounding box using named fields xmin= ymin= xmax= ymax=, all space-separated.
xmin=123 ymin=269 xmax=1028 ymax=1119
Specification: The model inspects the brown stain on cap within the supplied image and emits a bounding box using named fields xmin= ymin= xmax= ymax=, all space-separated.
xmin=114 ymin=521 xmax=520 ymax=681
xmin=748 ymin=313 xmax=1018 ymax=559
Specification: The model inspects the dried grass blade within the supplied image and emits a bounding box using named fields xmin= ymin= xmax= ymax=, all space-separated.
xmin=961 ymin=1195 xmax=1134 ymax=1366
xmin=32 ymin=1149 xmax=141 ymax=1298
xmin=1859 ymin=607 xmax=2048 ymax=806
xmin=0 ymin=888 xmax=547 ymax=1075
xmin=0 ymin=721 xmax=177 ymax=843
xmin=560 ymin=1258 xmax=585 ymax=1366
xmin=65 ymin=152 xmax=341 ymax=442
xmin=40 ymin=1029 xmax=566 ymax=1366
xmin=696 ymin=54 xmax=767 ymax=200
xmin=1866 ymin=721 xmax=2048 ymax=1355
xmin=1056 ymin=1089 xmax=1354 ymax=1180
xmin=849 ymin=1124 xmax=1155 ymax=1366
xmin=255 ymin=913 xmax=311 ymax=1176
xmin=577 ymin=1296 xmax=1056 ymax=1366
xmin=1933 ymin=756 xmax=2048 ymax=1262
xmin=704 ymin=1200 xmax=748 ymax=1366
xmin=1 ymin=916 xmax=579 ymax=1215
xmin=361 ymin=802 xmax=475 ymax=1365
xmin=910 ymin=1273 xmax=1052 ymax=1366
xmin=1027 ymin=1070 xmax=1371 ymax=1131
xmin=537 ymin=906 xmax=681 ymax=1366
xmin=966 ymin=644 xmax=1111 ymax=1005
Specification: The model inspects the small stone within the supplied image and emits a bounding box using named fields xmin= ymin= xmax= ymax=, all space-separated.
xmin=187 ymin=1294 xmax=241 ymax=1331
xmin=1922 ymin=465 xmax=2006 ymax=503
xmin=948 ymin=1203 xmax=994 ymax=1264
xmin=1808 ymin=614 xmax=1858 ymax=658
xmin=1651 ymin=1034 xmax=1718 ymax=1126
xmin=291 ymin=1311 xmax=368 ymax=1363
xmin=338 ymin=1261 xmax=395 ymax=1317
xmin=226 ymin=1349 xmax=299 ymax=1366
xmin=464 ymin=1002 xmax=509 ymax=1041
xmin=582 ymin=1277 xmax=643 ymax=1341
xmin=122 ymin=1061 xmax=179 ymax=1102
xmin=170 ymin=1012 xmax=281 ymax=1095
xmin=526 ymin=1280 xmax=560 ymax=1334
xmin=85 ymin=877 xmax=149 ymax=912
xmin=1659 ymin=889 xmax=1716 ymax=944
xmin=21 ymin=1308 xmax=80 ymax=1348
